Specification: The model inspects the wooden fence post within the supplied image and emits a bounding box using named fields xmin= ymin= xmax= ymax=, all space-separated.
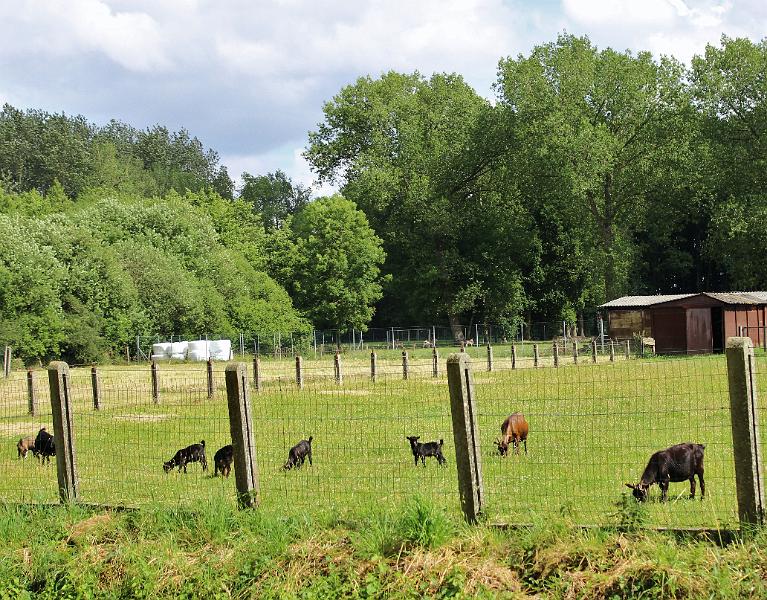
xmin=225 ymin=363 xmax=259 ymax=508
xmin=252 ymin=356 xmax=261 ymax=392
xmin=486 ymin=344 xmax=493 ymax=372
xmin=533 ymin=343 xmax=539 ymax=368
xmin=206 ymin=359 xmax=214 ymax=399
xmin=552 ymin=342 xmax=559 ymax=367
xmin=295 ymin=355 xmax=303 ymax=389
xmin=402 ymin=351 xmax=409 ymax=380
xmin=91 ymin=365 xmax=101 ymax=410
xmin=726 ymin=337 xmax=765 ymax=528
xmin=27 ymin=369 xmax=37 ymax=416
xmin=3 ymin=346 xmax=10 ymax=377
xmin=572 ymin=342 xmax=579 ymax=365
xmin=371 ymin=351 xmax=377 ymax=382
xmin=432 ymin=347 xmax=439 ymax=378
xmin=625 ymin=340 xmax=630 ymax=359
xmin=511 ymin=344 xmax=517 ymax=370
xmin=609 ymin=341 xmax=615 ymax=362
xmin=151 ymin=360 xmax=160 ymax=404
xmin=334 ymin=351 xmax=342 ymax=385
xmin=446 ymin=353 xmax=484 ymax=523
xmin=591 ymin=340 xmax=597 ymax=364
xmin=47 ymin=361 xmax=78 ymax=503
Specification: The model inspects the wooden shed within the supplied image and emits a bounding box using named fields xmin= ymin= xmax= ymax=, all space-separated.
xmin=599 ymin=292 xmax=767 ymax=354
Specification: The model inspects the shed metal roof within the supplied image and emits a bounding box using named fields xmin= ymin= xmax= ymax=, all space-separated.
xmin=600 ymin=292 xmax=767 ymax=309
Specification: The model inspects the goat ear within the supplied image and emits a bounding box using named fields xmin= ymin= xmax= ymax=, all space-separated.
xmin=625 ymin=483 xmax=636 ymax=490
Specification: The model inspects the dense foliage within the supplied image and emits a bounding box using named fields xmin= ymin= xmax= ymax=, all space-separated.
xmin=306 ymin=34 xmax=767 ymax=333
xmin=1 ymin=33 xmax=766 ymax=361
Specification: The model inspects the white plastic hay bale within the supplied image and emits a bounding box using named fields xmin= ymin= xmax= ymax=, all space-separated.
xmin=187 ymin=340 xmax=209 ymax=361
xmin=208 ymin=339 xmax=232 ymax=360
xmin=170 ymin=341 xmax=188 ymax=360
xmin=151 ymin=343 xmax=172 ymax=360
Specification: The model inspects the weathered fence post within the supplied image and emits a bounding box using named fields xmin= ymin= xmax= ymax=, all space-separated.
xmin=206 ymin=359 xmax=214 ymax=399
xmin=533 ymin=343 xmax=539 ymax=368
xmin=47 ymin=361 xmax=78 ymax=503
xmin=726 ymin=337 xmax=765 ymax=529
xmin=91 ymin=365 xmax=101 ymax=410
xmin=591 ymin=340 xmax=597 ymax=364
xmin=295 ymin=355 xmax=303 ymax=389
xmin=446 ymin=353 xmax=484 ymax=523
xmin=3 ymin=346 xmax=10 ymax=377
xmin=432 ymin=347 xmax=439 ymax=378
xmin=511 ymin=344 xmax=517 ymax=370
xmin=486 ymin=344 xmax=494 ymax=372
xmin=625 ymin=340 xmax=630 ymax=360
xmin=225 ymin=363 xmax=259 ymax=508
xmin=334 ymin=351 xmax=342 ymax=385
xmin=402 ymin=351 xmax=409 ymax=380
xmin=370 ymin=351 xmax=377 ymax=382
xmin=552 ymin=342 xmax=559 ymax=367
xmin=151 ymin=360 xmax=160 ymax=404
xmin=572 ymin=342 xmax=579 ymax=365
xmin=27 ymin=369 xmax=37 ymax=416
xmin=609 ymin=341 xmax=615 ymax=362
xmin=252 ymin=356 xmax=261 ymax=392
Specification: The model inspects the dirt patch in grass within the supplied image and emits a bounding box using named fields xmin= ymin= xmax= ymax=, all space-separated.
xmin=113 ymin=413 xmax=170 ymax=423
xmin=0 ymin=421 xmax=47 ymax=439
xmin=317 ymin=390 xmax=371 ymax=396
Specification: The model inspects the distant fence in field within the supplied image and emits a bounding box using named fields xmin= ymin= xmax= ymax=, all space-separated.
xmin=0 ymin=338 xmax=764 ymax=533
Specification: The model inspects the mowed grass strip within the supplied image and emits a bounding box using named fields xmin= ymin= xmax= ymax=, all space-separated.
xmin=0 ymin=353 xmax=757 ymax=528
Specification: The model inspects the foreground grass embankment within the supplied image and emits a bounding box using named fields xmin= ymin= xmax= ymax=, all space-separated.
xmin=1 ymin=499 xmax=766 ymax=599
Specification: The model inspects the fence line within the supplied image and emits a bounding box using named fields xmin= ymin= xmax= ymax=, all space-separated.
xmin=0 ymin=339 xmax=763 ymax=531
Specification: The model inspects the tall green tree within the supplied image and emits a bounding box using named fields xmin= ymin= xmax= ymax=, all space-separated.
xmin=306 ymin=72 xmax=536 ymax=333
xmin=239 ymin=170 xmax=310 ymax=230
xmin=496 ymin=34 xmax=692 ymax=302
xmin=287 ymin=195 xmax=386 ymax=331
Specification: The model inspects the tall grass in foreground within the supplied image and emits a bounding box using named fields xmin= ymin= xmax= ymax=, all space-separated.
xmin=1 ymin=499 xmax=767 ymax=599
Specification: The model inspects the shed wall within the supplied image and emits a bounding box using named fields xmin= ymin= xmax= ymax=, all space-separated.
xmin=686 ymin=308 xmax=712 ymax=354
xmin=651 ymin=308 xmax=687 ymax=354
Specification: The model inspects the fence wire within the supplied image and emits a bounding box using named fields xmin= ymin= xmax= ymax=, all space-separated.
xmin=0 ymin=351 xmax=746 ymax=530
xmin=474 ymin=352 xmax=736 ymax=528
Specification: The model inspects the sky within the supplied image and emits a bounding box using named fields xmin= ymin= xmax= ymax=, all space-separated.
xmin=0 ymin=0 xmax=765 ymax=194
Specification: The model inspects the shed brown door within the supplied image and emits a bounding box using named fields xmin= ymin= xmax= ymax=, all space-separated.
xmin=652 ymin=308 xmax=687 ymax=354
xmin=686 ymin=308 xmax=712 ymax=354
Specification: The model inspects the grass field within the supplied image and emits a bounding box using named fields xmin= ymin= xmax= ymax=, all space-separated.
xmin=1 ymin=348 xmax=765 ymax=530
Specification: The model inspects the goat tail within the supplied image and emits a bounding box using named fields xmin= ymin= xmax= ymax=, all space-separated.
xmin=308 ymin=436 xmax=313 ymax=443
xmin=200 ymin=440 xmax=206 ymax=447
xmin=439 ymin=438 xmax=444 ymax=446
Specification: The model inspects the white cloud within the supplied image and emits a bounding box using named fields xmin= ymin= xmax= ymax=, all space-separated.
xmin=0 ymin=0 xmax=170 ymax=72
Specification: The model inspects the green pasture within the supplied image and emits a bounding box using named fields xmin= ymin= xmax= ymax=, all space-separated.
xmin=0 ymin=352 xmax=765 ymax=529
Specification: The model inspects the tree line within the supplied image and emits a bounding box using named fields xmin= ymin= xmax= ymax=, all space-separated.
xmin=1 ymin=33 xmax=766 ymax=362
xmin=306 ymin=33 xmax=767 ymax=338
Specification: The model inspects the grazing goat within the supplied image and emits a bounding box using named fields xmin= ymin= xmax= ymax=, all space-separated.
xmin=33 ymin=428 xmax=55 ymax=464
xmin=422 ymin=339 xmax=433 ymax=348
xmin=406 ymin=436 xmax=446 ymax=467
xmin=214 ymin=444 xmax=234 ymax=477
xmin=17 ymin=436 xmax=35 ymax=459
xmin=465 ymin=338 xmax=475 ymax=347
xmin=495 ymin=413 xmax=529 ymax=456
xmin=163 ymin=440 xmax=207 ymax=474
xmin=626 ymin=443 xmax=705 ymax=502
xmin=283 ymin=437 xmax=313 ymax=470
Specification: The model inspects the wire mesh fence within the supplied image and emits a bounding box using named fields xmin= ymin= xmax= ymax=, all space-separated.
xmin=474 ymin=352 xmax=736 ymax=528
xmin=0 ymin=347 xmax=759 ymax=531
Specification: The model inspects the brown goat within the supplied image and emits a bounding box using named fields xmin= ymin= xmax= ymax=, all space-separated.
xmin=495 ymin=413 xmax=528 ymax=456
xmin=17 ymin=436 xmax=35 ymax=459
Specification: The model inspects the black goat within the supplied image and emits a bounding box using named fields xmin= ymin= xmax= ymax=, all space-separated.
xmin=406 ymin=436 xmax=446 ymax=467
xmin=214 ymin=444 xmax=234 ymax=477
xmin=626 ymin=443 xmax=705 ymax=502
xmin=282 ymin=437 xmax=313 ymax=470
xmin=163 ymin=440 xmax=207 ymax=474
xmin=33 ymin=428 xmax=55 ymax=465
